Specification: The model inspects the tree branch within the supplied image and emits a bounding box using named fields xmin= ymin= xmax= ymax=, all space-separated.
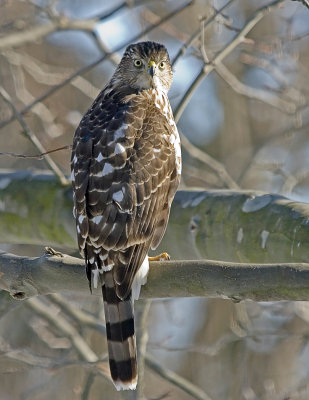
xmin=1 ymin=250 xmax=309 ymax=302
xmin=174 ymin=0 xmax=285 ymax=122
xmin=179 ymin=129 xmax=240 ymax=189
xmin=0 ymin=89 xmax=69 ymax=186
xmin=0 ymin=1 xmax=146 ymax=50
xmin=0 ymin=0 xmax=193 ymax=131
xmin=26 ymin=296 xmax=99 ymax=363
xmin=2 ymin=169 xmax=309 ymax=264
xmin=214 ymin=62 xmax=297 ymax=114
xmin=172 ymin=0 xmax=235 ymax=67
xmin=145 ymin=353 xmax=213 ymax=400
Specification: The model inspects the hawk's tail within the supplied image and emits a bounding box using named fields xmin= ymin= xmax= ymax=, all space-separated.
xmin=102 ymin=271 xmax=137 ymax=391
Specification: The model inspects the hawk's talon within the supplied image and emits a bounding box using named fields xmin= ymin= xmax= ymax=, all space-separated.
xmin=148 ymin=252 xmax=170 ymax=262
xmin=44 ymin=247 xmax=64 ymax=257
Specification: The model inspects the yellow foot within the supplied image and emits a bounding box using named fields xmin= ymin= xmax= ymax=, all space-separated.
xmin=44 ymin=247 xmax=64 ymax=257
xmin=148 ymin=252 xmax=170 ymax=262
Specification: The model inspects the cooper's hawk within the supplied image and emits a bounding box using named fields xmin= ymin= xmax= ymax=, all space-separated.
xmin=71 ymin=41 xmax=181 ymax=390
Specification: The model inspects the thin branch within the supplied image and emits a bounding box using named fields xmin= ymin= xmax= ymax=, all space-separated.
xmin=174 ymin=68 xmax=206 ymax=123
xmin=179 ymin=129 xmax=240 ymax=189
xmin=215 ymin=62 xmax=297 ymax=113
xmin=281 ymin=167 xmax=309 ymax=194
xmin=26 ymin=297 xmax=99 ymax=363
xmin=48 ymin=293 xmax=106 ymax=335
xmin=0 ymin=0 xmax=193 ymax=131
xmin=81 ymin=373 xmax=96 ymax=400
xmin=4 ymin=50 xmax=72 ymax=86
xmin=0 ymin=307 xmax=210 ymax=399
xmin=0 ymin=1 xmax=141 ymax=50
xmin=172 ymin=0 xmax=235 ymax=66
xmin=6 ymin=63 xmax=64 ymax=138
xmin=240 ymin=53 xmax=305 ymax=105
xmin=71 ymin=76 xmax=101 ymax=99
xmin=174 ymin=0 xmax=285 ymax=123
xmin=145 ymin=353 xmax=213 ymax=400
xmin=0 ymin=88 xmax=69 ymax=185
xmin=2 ymin=250 xmax=309 ymax=302
xmin=0 ymin=145 xmax=72 ymax=160
xmin=141 ymin=8 xmax=190 ymax=44
xmin=46 ymin=294 xmax=212 ymax=399
xmin=0 ymin=18 xmax=97 ymax=51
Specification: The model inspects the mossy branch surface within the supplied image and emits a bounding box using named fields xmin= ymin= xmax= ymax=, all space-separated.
xmin=1 ymin=169 xmax=309 ymax=302
xmin=1 ymin=170 xmax=309 ymax=263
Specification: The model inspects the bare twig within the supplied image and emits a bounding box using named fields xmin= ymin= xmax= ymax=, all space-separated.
xmin=26 ymin=297 xmax=100 ymax=363
xmin=4 ymin=50 xmax=72 ymax=86
xmin=145 ymin=353 xmax=213 ymax=400
xmin=240 ymin=53 xmax=305 ymax=105
xmin=172 ymin=0 xmax=235 ymax=66
xmin=48 ymin=293 xmax=106 ymax=335
xmin=0 ymin=145 xmax=72 ymax=160
xmin=174 ymin=67 xmax=206 ymax=123
xmin=47 ymin=294 xmax=209 ymax=400
xmin=179 ymin=129 xmax=240 ymax=189
xmin=141 ymin=8 xmax=191 ymax=44
xmin=215 ymin=62 xmax=297 ymax=113
xmin=71 ymin=76 xmax=101 ymax=99
xmin=81 ymin=373 xmax=96 ymax=400
xmin=281 ymin=168 xmax=309 ymax=194
xmin=0 ymin=18 xmax=97 ymax=50
xmin=174 ymin=0 xmax=285 ymax=122
xmin=0 ymin=88 xmax=69 ymax=185
xmin=0 ymin=1 xmax=142 ymax=51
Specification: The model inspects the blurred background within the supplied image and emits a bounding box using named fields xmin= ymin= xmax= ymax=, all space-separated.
xmin=0 ymin=0 xmax=309 ymax=399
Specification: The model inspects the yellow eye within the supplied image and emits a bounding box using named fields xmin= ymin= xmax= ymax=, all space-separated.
xmin=134 ymin=59 xmax=143 ymax=68
xmin=159 ymin=61 xmax=165 ymax=70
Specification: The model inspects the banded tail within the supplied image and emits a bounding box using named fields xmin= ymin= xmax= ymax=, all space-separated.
xmin=102 ymin=271 xmax=137 ymax=391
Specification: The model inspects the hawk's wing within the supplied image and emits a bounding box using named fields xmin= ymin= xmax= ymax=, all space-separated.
xmin=71 ymin=88 xmax=180 ymax=299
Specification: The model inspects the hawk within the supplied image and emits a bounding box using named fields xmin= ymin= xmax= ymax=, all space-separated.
xmin=71 ymin=41 xmax=181 ymax=390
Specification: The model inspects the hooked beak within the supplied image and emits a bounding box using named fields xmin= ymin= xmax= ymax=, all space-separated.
xmin=148 ymin=60 xmax=156 ymax=77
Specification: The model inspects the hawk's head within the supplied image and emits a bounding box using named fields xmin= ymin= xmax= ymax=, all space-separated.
xmin=112 ymin=41 xmax=173 ymax=93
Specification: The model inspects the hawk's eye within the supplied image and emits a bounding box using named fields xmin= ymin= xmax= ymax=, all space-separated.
xmin=159 ymin=61 xmax=165 ymax=70
xmin=134 ymin=59 xmax=143 ymax=68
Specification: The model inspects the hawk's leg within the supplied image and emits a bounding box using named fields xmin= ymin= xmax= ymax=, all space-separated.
xmin=148 ymin=252 xmax=170 ymax=262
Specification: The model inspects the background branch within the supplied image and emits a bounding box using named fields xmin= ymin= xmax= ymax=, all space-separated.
xmin=174 ymin=0 xmax=285 ymax=122
xmin=0 ymin=89 xmax=69 ymax=185
xmin=0 ymin=0 xmax=193 ymax=130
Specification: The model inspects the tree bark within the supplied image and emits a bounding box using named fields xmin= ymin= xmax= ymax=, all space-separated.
xmin=1 ymin=169 xmax=309 ymax=263
xmin=1 ymin=250 xmax=309 ymax=301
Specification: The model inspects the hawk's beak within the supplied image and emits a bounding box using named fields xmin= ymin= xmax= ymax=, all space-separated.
xmin=148 ymin=61 xmax=156 ymax=77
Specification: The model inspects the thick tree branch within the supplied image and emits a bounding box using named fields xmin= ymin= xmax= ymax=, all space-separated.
xmin=1 ymin=170 xmax=309 ymax=264
xmin=1 ymin=250 xmax=309 ymax=302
